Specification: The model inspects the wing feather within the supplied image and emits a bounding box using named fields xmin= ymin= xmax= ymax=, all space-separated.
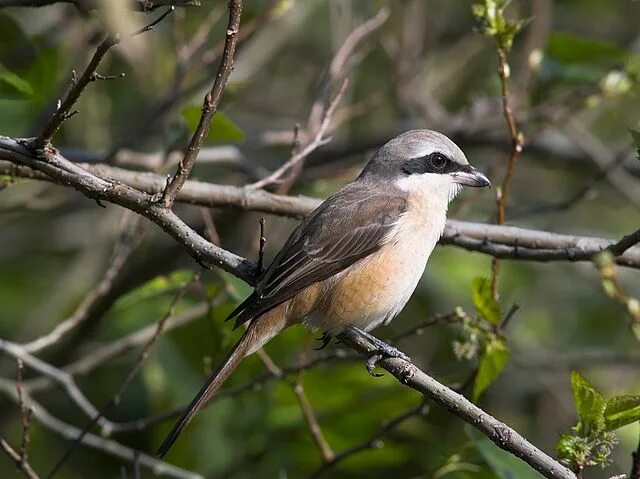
xmin=228 ymin=184 xmax=407 ymax=328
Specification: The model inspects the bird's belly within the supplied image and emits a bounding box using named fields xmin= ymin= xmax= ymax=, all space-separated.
xmin=309 ymin=236 xmax=432 ymax=333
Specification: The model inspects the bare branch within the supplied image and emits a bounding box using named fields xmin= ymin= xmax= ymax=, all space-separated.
xmin=160 ymin=0 xmax=243 ymax=208
xmin=34 ymin=8 xmax=174 ymax=148
xmin=293 ymin=342 xmax=334 ymax=463
xmin=248 ymin=79 xmax=349 ymax=190
xmin=307 ymin=8 xmax=389 ymax=134
xmin=0 ymin=379 xmax=203 ymax=479
xmin=0 ymin=137 xmax=256 ymax=282
xmin=309 ymin=400 xmax=427 ymax=478
xmin=22 ymin=214 xmax=145 ymax=354
xmin=47 ymin=274 xmax=199 ymax=477
xmin=0 ymin=360 xmax=39 ymax=479
xmin=0 ymin=0 xmax=199 ymax=10
xmin=0 ymin=339 xmax=116 ymax=432
xmin=0 ymin=438 xmax=39 ymax=479
xmin=1 ymin=150 xmax=640 ymax=271
xmin=335 ymin=328 xmax=577 ymax=479
xmin=491 ymin=43 xmax=525 ymax=299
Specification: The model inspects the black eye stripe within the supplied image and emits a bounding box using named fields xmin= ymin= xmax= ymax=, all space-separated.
xmin=402 ymin=152 xmax=463 ymax=175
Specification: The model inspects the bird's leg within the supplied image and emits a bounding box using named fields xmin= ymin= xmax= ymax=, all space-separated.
xmin=314 ymin=331 xmax=333 ymax=350
xmin=345 ymin=326 xmax=410 ymax=377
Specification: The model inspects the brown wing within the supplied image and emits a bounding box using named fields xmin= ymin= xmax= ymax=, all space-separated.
xmin=227 ymin=183 xmax=407 ymax=328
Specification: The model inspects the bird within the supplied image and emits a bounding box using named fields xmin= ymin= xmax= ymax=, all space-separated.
xmin=157 ymin=129 xmax=490 ymax=457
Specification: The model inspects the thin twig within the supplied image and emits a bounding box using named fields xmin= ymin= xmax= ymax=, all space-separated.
xmin=1 ymin=149 xmax=640 ymax=270
xmin=293 ymin=341 xmax=334 ymax=463
xmin=247 ymin=79 xmax=349 ymax=190
xmin=0 ymin=0 xmax=199 ymax=10
xmin=490 ymin=46 xmax=525 ymax=300
xmin=608 ymin=228 xmax=640 ymax=257
xmin=0 ymin=360 xmax=39 ymax=479
xmin=254 ymin=338 xmax=334 ymax=463
xmin=0 ymin=338 xmax=116 ymax=432
xmin=46 ymin=274 xmax=199 ymax=478
xmin=34 ymin=7 xmax=174 ymax=148
xmin=159 ymin=0 xmax=243 ymax=208
xmin=308 ymin=400 xmax=427 ymax=478
xmin=0 ymin=438 xmax=39 ymax=479
xmin=306 ymin=8 xmax=389 ymax=134
xmin=22 ymin=214 xmax=145 ymax=353
xmin=0 ymin=379 xmax=202 ymax=479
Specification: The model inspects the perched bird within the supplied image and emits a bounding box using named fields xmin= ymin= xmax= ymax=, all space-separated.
xmin=157 ymin=129 xmax=490 ymax=456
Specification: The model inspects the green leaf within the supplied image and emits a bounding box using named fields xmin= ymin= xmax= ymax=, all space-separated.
xmin=604 ymin=394 xmax=640 ymax=431
xmin=472 ymin=337 xmax=510 ymax=401
xmin=474 ymin=435 xmax=543 ymax=479
xmin=0 ymin=62 xmax=32 ymax=99
xmin=471 ymin=277 xmax=502 ymax=325
xmin=570 ymin=371 xmax=606 ymax=434
xmin=182 ymin=106 xmax=245 ymax=144
xmin=548 ymin=33 xmax=627 ymax=66
xmin=114 ymin=270 xmax=194 ymax=312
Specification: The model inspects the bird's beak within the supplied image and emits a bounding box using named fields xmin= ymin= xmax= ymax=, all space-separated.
xmin=451 ymin=165 xmax=491 ymax=188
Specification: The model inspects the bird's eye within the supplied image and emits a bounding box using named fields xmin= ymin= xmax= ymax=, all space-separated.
xmin=428 ymin=153 xmax=448 ymax=170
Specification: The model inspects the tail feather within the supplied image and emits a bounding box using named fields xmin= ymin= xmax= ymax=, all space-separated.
xmin=156 ymin=327 xmax=258 ymax=457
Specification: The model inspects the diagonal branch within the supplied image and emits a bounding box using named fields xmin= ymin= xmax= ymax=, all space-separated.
xmin=0 ymin=0 xmax=199 ymax=9
xmin=1 ymin=148 xmax=640 ymax=270
xmin=160 ymin=0 xmax=243 ymax=208
xmin=46 ymin=274 xmax=199 ymax=478
xmin=247 ymin=79 xmax=349 ymax=190
xmin=0 ymin=378 xmax=203 ymax=479
xmin=336 ymin=328 xmax=576 ymax=479
xmin=34 ymin=7 xmax=174 ymax=148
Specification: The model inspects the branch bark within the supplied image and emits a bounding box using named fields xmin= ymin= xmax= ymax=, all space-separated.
xmin=0 ymin=0 xmax=199 ymax=10
xmin=160 ymin=0 xmax=243 ymax=208
xmin=2 ymin=150 xmax=639 ymax=269
xmin=0 ymin=379 xmax=203 ymax=479
xmin=336 ymin=328 xmax=577 ymax=479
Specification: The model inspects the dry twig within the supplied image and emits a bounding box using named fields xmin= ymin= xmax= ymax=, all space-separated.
xmin=159 ymin=0 xmax=243 ymax=207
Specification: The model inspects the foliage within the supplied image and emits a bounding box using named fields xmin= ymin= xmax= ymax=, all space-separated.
xmin=472 ymin=0 xmax=528 ymax=52
xmin=0 ymin=1 xmax=639 ymax=478
xmin=452 ymin=277 xmax=511 ymax=402
xmin=557 ymin=371 xmax=640 ymax=472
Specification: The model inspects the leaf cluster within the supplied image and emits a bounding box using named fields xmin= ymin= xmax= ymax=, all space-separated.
xmin=471 ymin=0 xmax=528 ymax=52
xmin=556 ymin=371 xmax=640 ymax=472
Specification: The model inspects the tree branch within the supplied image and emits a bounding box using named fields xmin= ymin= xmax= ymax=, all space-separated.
xmin=335 ymin=328 xmax=576 ymax=479
xmin=160 ymin=0 xmax=243 ymax=208
xmin=34 ymin=7 xmax=174 ymax=148
xmin=0 ymin=137 xmax=257 ymax=282
xmin=1 ymin=148 xmax=639 ymax=270
xmin=0 ymin=0 xmax=199 ymax=10
xmin=0 ymin=379 xmax=203 ymax=479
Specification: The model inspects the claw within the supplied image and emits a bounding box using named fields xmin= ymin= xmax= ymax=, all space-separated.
xmin=345 ymin=326 xmax=411 ymax=376
xmin=366 ymin=353 xmax=385 ymax=377
xmin=314 ymin=332 xmax=333 ymax=350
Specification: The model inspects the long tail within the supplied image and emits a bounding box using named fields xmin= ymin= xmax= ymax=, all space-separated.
xmin=156 ymin=326 xmax=261 ymax=457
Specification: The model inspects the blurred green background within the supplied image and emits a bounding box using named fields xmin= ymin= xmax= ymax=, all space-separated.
xmin=0 ymin=0 xmax=639 ymax=478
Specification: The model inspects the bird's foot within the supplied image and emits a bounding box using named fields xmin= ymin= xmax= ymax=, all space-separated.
xmin=347 ymin=327 xmax=410 ymax=377
xmin=314 ymin=332 xmax=333 ymax=350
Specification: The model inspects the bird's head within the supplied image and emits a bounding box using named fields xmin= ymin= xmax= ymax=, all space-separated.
xmin=358 ymin=129 xmax=490 ymax=201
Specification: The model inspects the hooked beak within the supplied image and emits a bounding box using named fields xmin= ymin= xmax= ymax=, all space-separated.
xmin=451 ymin=165 xmax=491 ymax=188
